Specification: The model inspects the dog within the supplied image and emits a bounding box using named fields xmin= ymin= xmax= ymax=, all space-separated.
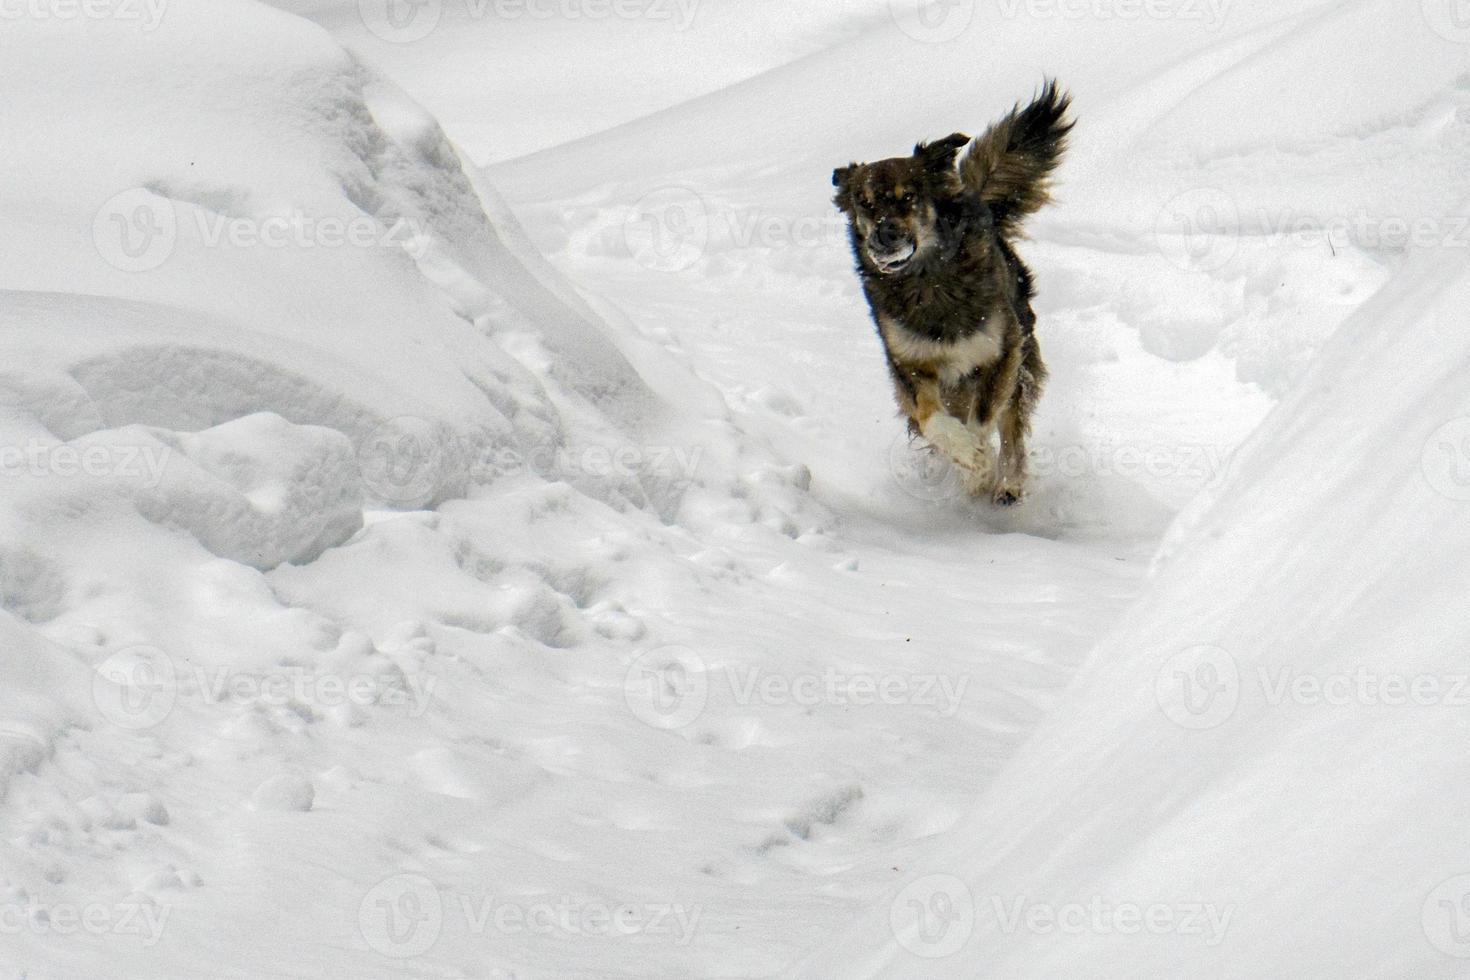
xmin=832 ymin=81 xmax=1072 ymax=505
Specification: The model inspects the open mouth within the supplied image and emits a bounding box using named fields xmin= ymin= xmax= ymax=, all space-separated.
xmin=868 ymin=242 xmax=916 ymax=273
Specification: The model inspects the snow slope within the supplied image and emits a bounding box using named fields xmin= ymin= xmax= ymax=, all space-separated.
xmin=1 ymin=0 xmax=1466 ymax=977
xmin=794 ymin=236 xmax=1470 ymax=980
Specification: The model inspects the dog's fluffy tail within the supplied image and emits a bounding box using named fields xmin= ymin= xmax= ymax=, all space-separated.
xmin=959 ymin=80 xmax=1073 ymax=238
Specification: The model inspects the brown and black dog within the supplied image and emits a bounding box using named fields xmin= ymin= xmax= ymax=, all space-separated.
xmin=833 ymin=81 xmax=1072 ymax=505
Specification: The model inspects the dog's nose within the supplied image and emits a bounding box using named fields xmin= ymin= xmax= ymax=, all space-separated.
xmin=874 ymin=219 xmax=904 ymax=247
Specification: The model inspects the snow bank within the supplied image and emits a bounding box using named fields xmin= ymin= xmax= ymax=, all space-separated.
xmin=89 ymin=413 xmax=365 ymax=570
xmin=797 ymin=240 xmax=1470 ymax=978
xmin=0 ymin=616 xmax=88 ymax=802
xmin=0 ymin=0 xmax=658 ymax=511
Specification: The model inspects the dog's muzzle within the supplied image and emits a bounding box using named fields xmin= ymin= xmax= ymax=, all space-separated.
xmin=858 ymin=217 xmax=917 ymax=271
xmin=867 ymin=242 xmax=916 ymax=273
xmin=866 ymin=220 xmax=916 ymax=273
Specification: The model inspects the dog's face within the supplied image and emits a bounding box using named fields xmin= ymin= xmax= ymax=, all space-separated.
xmin=832 ymin=133 xmax=969 ymax=276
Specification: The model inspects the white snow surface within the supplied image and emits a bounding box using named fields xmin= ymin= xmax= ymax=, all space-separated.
xmin=0 ymin=1 xmax=1467 ymax=978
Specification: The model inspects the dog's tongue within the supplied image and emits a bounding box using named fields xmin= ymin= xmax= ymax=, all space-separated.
xmin=877 ymin=245 xmax=915 ymax=270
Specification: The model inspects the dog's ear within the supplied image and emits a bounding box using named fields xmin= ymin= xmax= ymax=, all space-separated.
xmin=832 ymin=165 xmax=855 ymax=208
xmin=915 ymin=133 xmax=970 ymax=173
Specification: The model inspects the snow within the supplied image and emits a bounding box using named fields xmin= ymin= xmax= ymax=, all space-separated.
xmin=0 ymin=0 xmax=1466 ymax=977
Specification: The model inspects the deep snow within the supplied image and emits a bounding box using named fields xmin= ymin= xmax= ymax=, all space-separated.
xmin=1 ymin=1 xmax=1467 ymax=978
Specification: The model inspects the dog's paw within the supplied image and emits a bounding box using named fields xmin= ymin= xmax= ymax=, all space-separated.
xmin=991 ymin=483 xmax=1025 ymax=507
xmin=921 ymin=415 xmax=988 ymax=472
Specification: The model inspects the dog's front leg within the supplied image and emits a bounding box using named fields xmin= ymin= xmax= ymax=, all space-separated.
xmin=914 ymin=381 xmax=994 ymax=484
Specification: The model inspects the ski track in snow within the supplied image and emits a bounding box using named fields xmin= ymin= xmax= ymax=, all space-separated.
xmin=1 ymin=1 xmax=1467 ymax=977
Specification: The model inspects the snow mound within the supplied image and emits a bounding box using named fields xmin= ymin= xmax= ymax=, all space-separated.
xmin=796 ymin=243 xmax=1470 ymax=978
xmin=0 ymin=615 xmax=88 ymax=802
xmin=83 ymin=413 xmax=364 ymax=571
xmin=0 ymin=0 xmax=659 ymax=511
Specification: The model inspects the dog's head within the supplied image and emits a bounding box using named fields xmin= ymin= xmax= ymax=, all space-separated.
xmin=832 ymin=133 xmax=970 ymax=276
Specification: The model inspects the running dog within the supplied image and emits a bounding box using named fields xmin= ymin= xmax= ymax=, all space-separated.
xmin=832 ymin=81 xmax=1072 ymax=504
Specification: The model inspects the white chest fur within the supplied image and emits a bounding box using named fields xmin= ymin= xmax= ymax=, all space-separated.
xmin=877 ymin=314 xmax=1002 ymax=385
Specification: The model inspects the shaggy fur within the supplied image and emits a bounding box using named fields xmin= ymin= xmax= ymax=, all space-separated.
xmin=832 ymin=80 xmax=1072 ymax=504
